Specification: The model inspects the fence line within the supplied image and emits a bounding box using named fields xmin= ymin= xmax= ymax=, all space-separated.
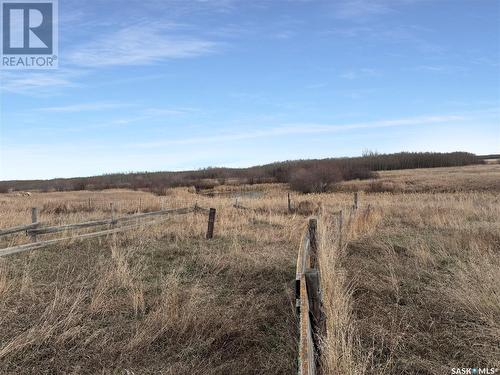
xmin=296 ymin=218 xmax=320 ymax=375
xmin=27 ymin=207 xmax=195 ymax=236
xmin=296 ymin=192 xmax=361 ymax=374
xmin=0 ymin=204 xmax=215 ymax=258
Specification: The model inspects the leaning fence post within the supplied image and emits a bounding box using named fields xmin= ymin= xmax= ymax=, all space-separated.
xmin=206 ymin=208 xmax=216 ymax=239
xmin=353 ymin=192 xmax=358 ymax=210
xmin=30 ymin=207 xmax=38 ymax=242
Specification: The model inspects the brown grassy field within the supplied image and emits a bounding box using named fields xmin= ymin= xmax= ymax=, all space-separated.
xmin=0 ymin=164 xmax=499 ymax=374
xmin=336 ymin=164 xmax=500 ymax=193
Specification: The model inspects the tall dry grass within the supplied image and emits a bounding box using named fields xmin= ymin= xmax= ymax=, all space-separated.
xmin=318 ymin=189 xmax=499 ymax=374
xmin=0 ymin=164 xmax=498 ymax=374
xmin=0 ymin=185 xmax=308 ymax=374
xmin=318 ymin=205 xmax=382 ymax=375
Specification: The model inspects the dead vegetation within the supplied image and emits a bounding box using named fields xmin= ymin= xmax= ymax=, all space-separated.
xmin=0 ymin=164 xmax=498 ymax=374
xmin=336 ymin=164 xmax=500 ymax=193
xmin=317 ymin=178 xmax=500 ymax=374
xmin=0 ymin=185 xmax=304 ymax=374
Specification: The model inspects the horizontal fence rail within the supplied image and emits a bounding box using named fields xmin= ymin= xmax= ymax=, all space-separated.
xmin=0 ymin=222 xmax=40 ymax=237
xmin=0 ymin=204 xmax=216 ymax=258
xmin=27 ymin=207 xmax=195 ymax=236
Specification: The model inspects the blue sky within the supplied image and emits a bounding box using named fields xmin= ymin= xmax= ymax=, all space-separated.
xmin=0 ymin=0 xmax=499 ymax=180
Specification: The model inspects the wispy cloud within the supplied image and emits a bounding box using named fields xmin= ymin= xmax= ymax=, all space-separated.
xmin=0 ymin=69 xmax=84 ymax=96
xmin=411 ymin=65 xmax=468 ymax=74
xmin=38 ymin=102 xmax=129 ymax=113
xmin=339 ymin=68 xmax=379 ymax=80
xmin=32 ymin=106 xmax=198 ymax=132
xmin=68 ymin=23 xmax=218 ymax=67
xmin=334 ymin=0 xmax=394 ymax=19
xmin=130 ymin=113 xmax=467 ymax=149
xmin=325 ymin=24 xmax=442 ymax=54
xmin=333 ymin=0 xmax=423 ymax=19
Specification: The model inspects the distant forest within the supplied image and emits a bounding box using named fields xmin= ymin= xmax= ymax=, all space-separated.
xmin=1 ymin=152 xmax=483 ymax=194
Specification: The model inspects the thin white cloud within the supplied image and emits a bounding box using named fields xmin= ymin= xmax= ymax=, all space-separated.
xmin=68 ymin=23 xmax=218 ymax=67
xmin=39 ymin=102 xmax=128 ymax=113
xmin=334 ymin=0 xmax=393 ymax=19
xmin=339 ymin=68 xmax=379 ymax=80
xmin=333 ymin=0 xmax=424 ymax=19
xmin=327 ymin=24 xmax=442 ymax=55
xmin=0 ymin=69 xmax=83 ymax=95
xmin=130 ymin=113 xmax=468 ymax=149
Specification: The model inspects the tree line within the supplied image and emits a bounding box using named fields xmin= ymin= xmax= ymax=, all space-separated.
xmin=0 ymin=152 xmax=482 ymax=194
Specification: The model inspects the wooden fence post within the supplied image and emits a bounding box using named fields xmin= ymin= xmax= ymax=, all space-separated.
xmin=305 ymin=269 xmax=325 ymax=345
xmin=308 ymin=218 xmax=318 ymax=268
xmin=88 ymin=197 xmax=91 ymax=210
xmin=338 ymin=210 xmax=343 ymax=249
xmin=110 ymin=203 xmax=116 ymax=225
xmin=353 ymin=192 xmax=358 ymax=210
xmin=288 ymin=192 xmax=292 ymax=212
xmin=206 ymin=208 xmax=216 ymax=239
xmin=30 ymin=207 xmax=38 ymax=242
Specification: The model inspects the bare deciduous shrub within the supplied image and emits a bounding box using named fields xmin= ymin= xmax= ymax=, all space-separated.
xmin=296 ymin=200 xmax=320 ymax=215
xmin=290 ymin=165 xmax=343 ymax=193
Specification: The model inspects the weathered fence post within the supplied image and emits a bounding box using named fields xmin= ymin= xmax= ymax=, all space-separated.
xmin=288 ymin=192 xmax=292 ymax=213
xmin=206 ymin=208 xmax=216 ymax=239
xmin=110 ymin=203 xmax=116 ymax=226
xmin=308 ymin=218 xmax=318 ymax=267
xmin=88 ymin=197 xmax=91 ymax=210
xmin=353 ymin=192 xmax=358 ymax=210
xmin=338 ymin=210 xmax=343 ymax=249
xmin=30 ymin=207 xmax=38 ymax=242
xmin=305 ymin=269 xmax=325 ymax=348
xmin=139 ymin=198 xmax=142 ymax=213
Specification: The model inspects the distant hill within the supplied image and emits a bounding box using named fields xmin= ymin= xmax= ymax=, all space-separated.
xmin=0 ymin=152 xmax=483 ymax=194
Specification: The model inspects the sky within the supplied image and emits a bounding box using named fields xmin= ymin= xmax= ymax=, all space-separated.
xmin=0 ymin=0 xmax=499 ymax=180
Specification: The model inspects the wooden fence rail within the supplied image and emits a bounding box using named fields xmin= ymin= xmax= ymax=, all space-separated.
xmin=27 ymin=207 xmax=195 ymax=236
xmin=295 ymin=193 xmax=364 ymax=374
xmin=296 ymin=218 xmax=320 ymax=375
xmin=0 ymin=222 xmax=40 ymax=237
xmin=0 ymin=205 xmax=215 ymax=258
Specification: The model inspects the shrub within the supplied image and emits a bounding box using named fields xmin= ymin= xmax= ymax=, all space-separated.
xmin=289 ymin=165 xmax=342 ymax=193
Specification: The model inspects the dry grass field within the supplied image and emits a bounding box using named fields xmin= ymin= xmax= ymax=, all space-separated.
xmin=0 ymin=164 xmax=499 ymax=374
xmin=336 ymin=164 xmax=500 ymax=193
